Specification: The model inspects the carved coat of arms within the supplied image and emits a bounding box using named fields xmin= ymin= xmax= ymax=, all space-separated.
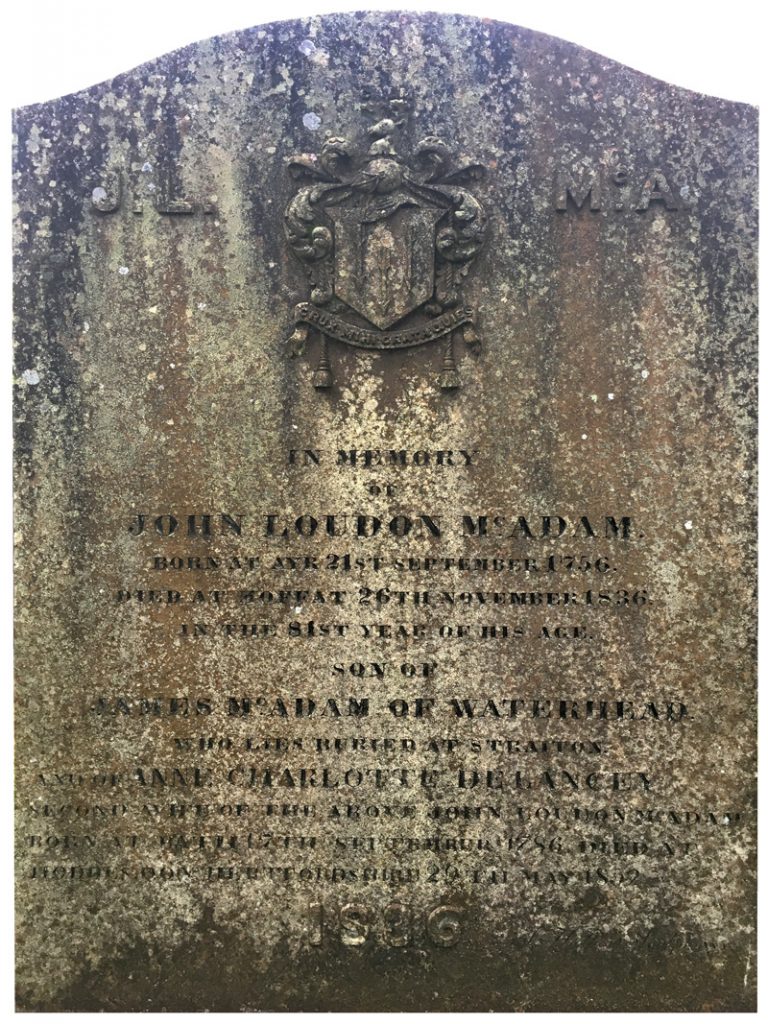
xmin=285 ymin=96 xmax=487 ymax=389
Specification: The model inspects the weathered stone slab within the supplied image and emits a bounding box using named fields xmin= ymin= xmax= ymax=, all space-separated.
xmin=13 ymin=13 xmax=757 ymax=1012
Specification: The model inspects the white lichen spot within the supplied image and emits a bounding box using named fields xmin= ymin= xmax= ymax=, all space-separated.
xmin=138 ymin=343 xmax=147 ymax=352
xmin=684 ymin=520 xmax=693 ymax=531
xmin=197 ymin=302 xmax=207 ymax=311
xmin=303 ymin=112 xmax=322 ymax=131
xmin=581 ymin=433 xmax=588 ymax=440
xmin=148 ymin=305 xmax=158 ymax=315
xmin=607 ymin=392 xmax=615 ymax=400
xmin=166 ymin=419 xmax=174 ymax=426
xmin=92 ymin=186 xmax=108 ymax=203
xmin=118 ymin=266 xmax=129 ymax=276
xmin=82 ymin=321 xmax=90 ymax=333
xmin=298 ymin=39 xmax=316 ymax=56
xmin=640 ymin=369 xmax=649 ymax=379
xmin=22 ymin=369 xmax=40 ymax=385
xmin=141 ymin=162 xmax=153 ymax=173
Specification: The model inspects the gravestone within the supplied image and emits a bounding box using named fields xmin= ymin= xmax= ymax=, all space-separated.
xmin=13 ymin=12 xmax=757 ymax=1012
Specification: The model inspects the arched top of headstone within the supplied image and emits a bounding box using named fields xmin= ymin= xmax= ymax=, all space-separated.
xmin=15 ymin=12 xmax=761 ymax=117
xmin=13 ymin=12 xmax=758 ymax=115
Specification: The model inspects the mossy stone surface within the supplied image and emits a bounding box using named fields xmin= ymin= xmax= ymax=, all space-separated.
xmin=13 ymin=13 xmax=756 ymax=1011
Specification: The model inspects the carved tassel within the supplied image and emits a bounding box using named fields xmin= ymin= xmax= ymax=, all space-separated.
xmin=313 ymin=334 xmax=333 ymax=389
xmin=439 ymin=333 xmax=460 ymax=390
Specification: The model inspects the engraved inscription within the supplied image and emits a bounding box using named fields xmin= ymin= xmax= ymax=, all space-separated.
xmin=555 ymin=163 xmax=687 ymax=212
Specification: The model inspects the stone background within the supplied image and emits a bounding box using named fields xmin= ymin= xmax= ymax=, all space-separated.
xmin=13 ymin=13 xmax=757 ymax=1011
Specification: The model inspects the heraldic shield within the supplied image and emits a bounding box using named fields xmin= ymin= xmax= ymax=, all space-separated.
xmin=329 ymin=204 xmax=444 ymax=331
xmin=284 ymin=94 xmax=487 ymax=389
